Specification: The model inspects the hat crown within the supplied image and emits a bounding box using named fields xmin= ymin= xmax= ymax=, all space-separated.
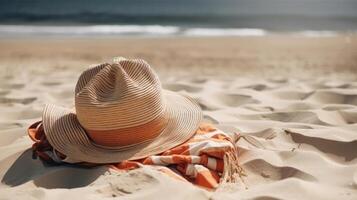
xmin=74 ymin=59 xmax=166 ymax=132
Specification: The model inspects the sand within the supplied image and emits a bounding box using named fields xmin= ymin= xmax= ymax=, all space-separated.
xmin=0 ymin=35 xmax=357 ymax=199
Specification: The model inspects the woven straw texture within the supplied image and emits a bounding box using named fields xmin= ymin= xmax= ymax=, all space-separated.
xmin=42 ymin=58 xmax=202 ymax=163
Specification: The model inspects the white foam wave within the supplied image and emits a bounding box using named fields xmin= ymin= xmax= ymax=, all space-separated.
xmin=0 ymin=25 xmax=180 ymax=36
xmin=0 ymin=25 xmax=352 ymax=37
xmin=296 ymin=30 xmax=338 ymax=37
xmin=183 ymin=28 xmax=267 ymax=36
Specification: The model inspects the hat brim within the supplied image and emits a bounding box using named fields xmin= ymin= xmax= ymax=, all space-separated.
xmin=42 ymin=90 xmax=202 ymax=163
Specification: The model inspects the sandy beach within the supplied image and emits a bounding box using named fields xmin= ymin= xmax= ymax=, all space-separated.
xmin=1 ymin=35 xmax=357 ymax=199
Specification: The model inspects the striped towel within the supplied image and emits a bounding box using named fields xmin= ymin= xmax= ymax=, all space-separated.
xmin=28 ymin=122 xmax=242 ymax=189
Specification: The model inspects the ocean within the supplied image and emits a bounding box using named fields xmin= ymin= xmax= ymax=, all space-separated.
xmin=0 ymin=0 xmax=357 ymax=37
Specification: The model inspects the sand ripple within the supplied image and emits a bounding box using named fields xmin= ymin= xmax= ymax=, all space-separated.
xmin=1 ymin=76 xmax=357 ymax=199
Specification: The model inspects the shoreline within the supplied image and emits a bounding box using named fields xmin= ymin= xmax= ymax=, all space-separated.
xmin=0 ymin=31 xmax=356 ymax=39
xmin=1 ymin=24 xmax=357 ymax=38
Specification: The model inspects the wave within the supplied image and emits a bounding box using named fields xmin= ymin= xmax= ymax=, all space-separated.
xmin=0 ymin=24 xmax=352 ymax=37
xmin=296 ymin=31 xmax=338 ymax=37
xmin=183 ymin=28 xmax=267 ymax=36
xmin=0 ymin=25 xmax=180 ymax=36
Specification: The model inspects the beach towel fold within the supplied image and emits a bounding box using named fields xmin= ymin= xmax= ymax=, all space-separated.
xmin=28 ymin=122 xmax=241 ymax=189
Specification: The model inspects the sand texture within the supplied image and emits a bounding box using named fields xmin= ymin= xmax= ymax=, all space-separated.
xmin=0 ymin=36 xmax=357 ymax=199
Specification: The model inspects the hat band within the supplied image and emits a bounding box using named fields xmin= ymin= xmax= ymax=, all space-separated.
xmin=85 ymin=113 xmax=169 ymax=148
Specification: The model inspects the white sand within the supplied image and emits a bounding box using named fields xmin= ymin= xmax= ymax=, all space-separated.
xmin=0 ymin=37 xmax=357 ymax=199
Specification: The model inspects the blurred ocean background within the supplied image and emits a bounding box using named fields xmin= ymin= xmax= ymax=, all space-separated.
xmin=0 ymin=0 xmax=357 ymax=37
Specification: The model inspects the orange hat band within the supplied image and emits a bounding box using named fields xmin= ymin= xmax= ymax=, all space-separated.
xmin=85 ymin=113 xmax=169 ymax=148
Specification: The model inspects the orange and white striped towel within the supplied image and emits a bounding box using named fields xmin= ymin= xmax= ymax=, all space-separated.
xmin=28 ymin=122 xmax=241 ymax=189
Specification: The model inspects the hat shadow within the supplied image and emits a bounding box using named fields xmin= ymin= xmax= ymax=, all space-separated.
xmin=1 ymin=149 xmax=108 ymax=189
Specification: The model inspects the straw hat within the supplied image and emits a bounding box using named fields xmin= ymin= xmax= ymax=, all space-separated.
xmin=42 ymin=58 xmax=202 ymax=163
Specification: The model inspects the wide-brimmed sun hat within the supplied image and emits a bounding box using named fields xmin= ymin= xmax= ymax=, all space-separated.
xmin=42 ymin=57 xmax=202 ymax=163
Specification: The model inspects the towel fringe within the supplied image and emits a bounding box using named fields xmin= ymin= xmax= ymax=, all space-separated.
xmin=220 ymin=148 xmax=247 ymax=189
xmin=221 ymin=150 xmax=244 ymax=182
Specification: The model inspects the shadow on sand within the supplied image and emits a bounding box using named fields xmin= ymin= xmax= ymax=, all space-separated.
xmin=1 ymin=149 xmax=108 ymax=189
